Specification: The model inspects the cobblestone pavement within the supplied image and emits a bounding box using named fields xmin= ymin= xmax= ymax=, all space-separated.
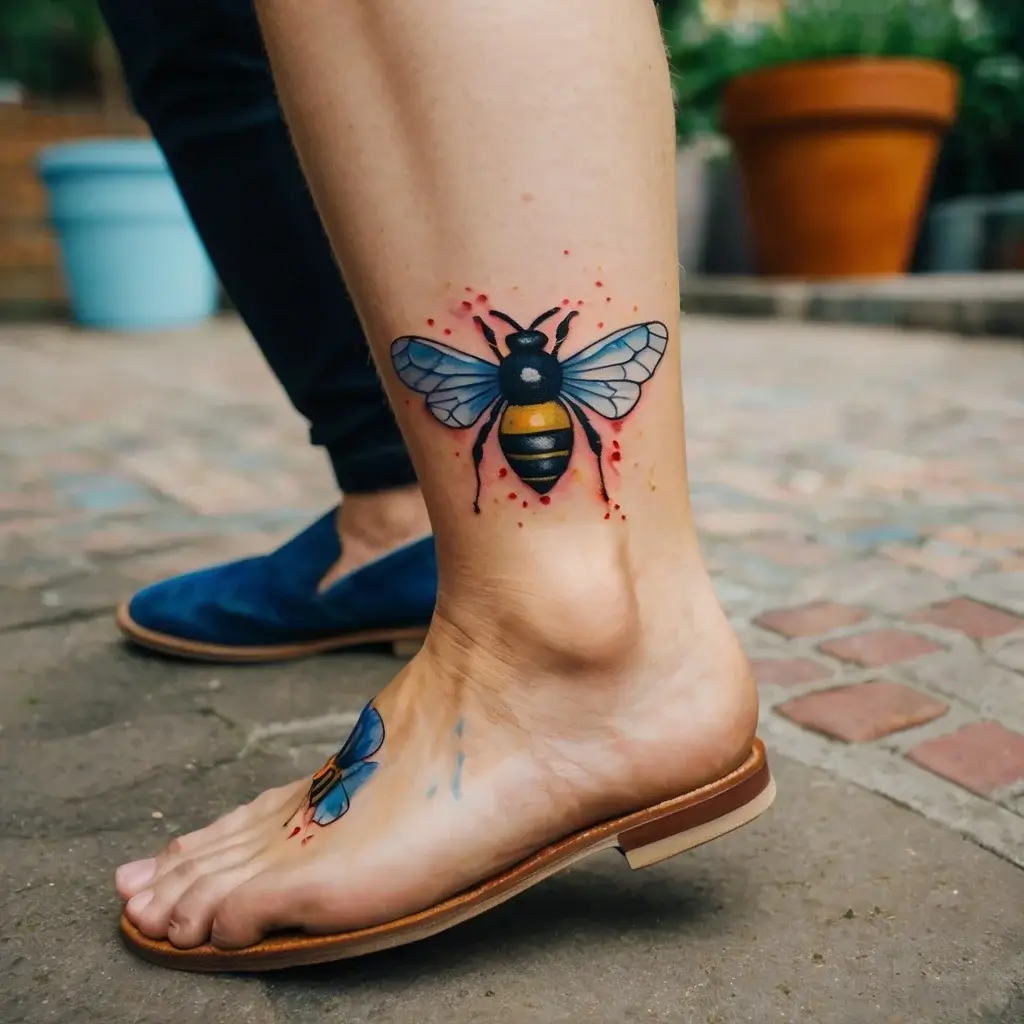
xmin=2 ymin=314 xmax=1023 ymax=1023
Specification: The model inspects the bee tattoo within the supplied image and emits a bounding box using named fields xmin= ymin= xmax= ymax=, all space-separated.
xmin=305 ymin=702 xmax=383 ymax=827
xmin=391 ymin=306 xmax=668 ymax=511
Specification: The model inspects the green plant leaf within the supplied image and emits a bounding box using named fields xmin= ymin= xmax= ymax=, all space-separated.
xmin=661 ymin=0 xmax=1024 ymax=195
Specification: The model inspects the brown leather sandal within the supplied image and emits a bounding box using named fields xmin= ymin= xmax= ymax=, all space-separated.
xmin=120 ymin=739 xmax=774 ymax=972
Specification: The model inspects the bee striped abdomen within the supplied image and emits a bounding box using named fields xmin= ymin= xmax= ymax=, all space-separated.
xmin=498 ymin=401 xmax=573 ymax=495
xmin=308 ymin=759 xmax=341 ymax=805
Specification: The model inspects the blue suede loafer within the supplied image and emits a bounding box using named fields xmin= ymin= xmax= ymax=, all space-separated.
xmin=116 ymin=508 xmax=436 ymax=662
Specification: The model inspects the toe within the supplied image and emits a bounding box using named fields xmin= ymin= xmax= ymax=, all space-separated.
xmin=167 ymin=857 xmax=273 ymax=949
xmin=210 ymin=861 xmax=317 ymax=950
xmin=117 ymin=824 xmax=245 ymax=902
xmin=116 ymin=780 xmax=306 ymax=900
xmin=144 ymin=822 xmax=269 ymax=895
xmin=115 ymin=857 xmax=156 ymax=899
xmin=125 ymin=839 xmax=269 ymax=940
xmin=168 ymin=782 xmax=302 ymax=855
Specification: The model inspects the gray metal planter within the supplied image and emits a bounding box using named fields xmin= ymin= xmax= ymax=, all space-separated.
xmin=927 ymin=193 xmax=1024 ymax=272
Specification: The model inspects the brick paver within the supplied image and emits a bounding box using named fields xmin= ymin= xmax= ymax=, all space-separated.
xmin=754 ymin=601 xmax=868 ymax=639
xmin=908 ymin=596 xmax=1024 ymax=639
xmin=907 ymin=722 xmax=1024 ymax=796
xmin=777 ymin=680 xmax=948 ymax=743
xmin=817 ymin=629 xmax=945 ymax=668
xmin=1 ymin=315 xmax=1023 ymax=868
xmin=750 ymin=657 xmax=834 ymax=688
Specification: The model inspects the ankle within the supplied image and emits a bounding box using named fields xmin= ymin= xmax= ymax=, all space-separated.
xmin=337 ymin=486 xmax=431 ymax=555
xmin=317 ymin=486 xmax=431 ymax=591
xmin=441 ymin=527 xmax=641 ymax=673
xmin=411 ymin=536 xmax=758 ymax=808
xmin=435 ymin=526 xmax=720 ymax=679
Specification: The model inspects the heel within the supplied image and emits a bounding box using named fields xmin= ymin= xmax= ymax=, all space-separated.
xmin=618 ymin=774 xmax=776 ymax=870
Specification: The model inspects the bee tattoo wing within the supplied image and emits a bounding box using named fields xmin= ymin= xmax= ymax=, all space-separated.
xmin=391 ymin=337 xmax=501 ymax=428
xmin=311 ymin=779 xmax=350 ymax=826
xmin=308 ymin=702 xmax=385 ymax=826
xmin=559 ymin=321 xmax=669 ymax=420
xmin=336 ymin=702 xmax=385 ymax=765
xmin=310 ymin=761 xmax=379 ymax=826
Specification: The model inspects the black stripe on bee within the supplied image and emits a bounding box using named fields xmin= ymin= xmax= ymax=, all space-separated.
xmin=505 ymin=451 xmax=571 ymax=479
xmin=308 ymin=762 xmax=341 ymax=805
xmin=499 ymin=428 xmax=573 ymax=456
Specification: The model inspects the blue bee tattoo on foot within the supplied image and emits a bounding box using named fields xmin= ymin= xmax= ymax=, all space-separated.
xmin=305 ymin=701 xmax=384 ymax=827
xmin=391 ymin=307 xmax=668 ymax=512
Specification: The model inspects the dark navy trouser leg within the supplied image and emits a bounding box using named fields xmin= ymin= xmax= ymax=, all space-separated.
xmin=99 ymin=0 xmax=416 ymax=493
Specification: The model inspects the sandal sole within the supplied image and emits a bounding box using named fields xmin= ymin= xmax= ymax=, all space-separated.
xmin=120 ymin=739 xmax=775 ymax=972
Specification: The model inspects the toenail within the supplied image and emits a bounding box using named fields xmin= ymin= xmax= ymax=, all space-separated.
xmin=117 ymin=858 xmax=156 ymax=891
xmin=127 ymin=890 xmax=154 ymax=916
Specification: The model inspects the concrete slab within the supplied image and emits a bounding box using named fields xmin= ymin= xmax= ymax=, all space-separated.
xmin=2 ymin=314 xmax=1024 ymax=1021
xmin=3 ymin=755 xmax=1022 ymax=1024
xmin=1 ymin=616 xmax=1021 ymax=1023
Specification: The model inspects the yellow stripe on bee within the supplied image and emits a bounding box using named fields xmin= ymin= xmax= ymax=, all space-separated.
xmin=506 ymin=450 xmax=571 ymax=462
xmin=500 ymin=402 xmax=570 ymax=435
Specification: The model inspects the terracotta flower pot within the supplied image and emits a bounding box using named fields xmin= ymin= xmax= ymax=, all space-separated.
xmin=722 ymin=58 xmax=959 ymax=278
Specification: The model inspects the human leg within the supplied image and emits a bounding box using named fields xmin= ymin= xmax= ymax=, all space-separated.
xmin=117 ymin=0 xmax=763 ymax=953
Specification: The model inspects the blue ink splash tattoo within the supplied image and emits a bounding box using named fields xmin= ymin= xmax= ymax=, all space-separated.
xmin=454 ymin=717 xmax=465 ymax=738
xmin=306 ymin=701 xmax=384 ymax=826
xmin=451 ymin=751 xmax=465 ymax=800
xmin=426 ymin=783 xmax=438 ymax=800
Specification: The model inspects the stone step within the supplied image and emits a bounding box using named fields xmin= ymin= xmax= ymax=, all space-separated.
xmin=680 ymin=272 xmax=1024 ymax=340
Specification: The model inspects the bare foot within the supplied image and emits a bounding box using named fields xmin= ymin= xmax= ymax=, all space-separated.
xmin=116 ymin=550 xmax=756 ymax=950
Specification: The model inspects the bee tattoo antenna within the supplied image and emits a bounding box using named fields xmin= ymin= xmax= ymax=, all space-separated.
xmin=528 ymin=306 xmax=562 ymax=330
xmin=487 ymin=310 xmax=524 ymax=332
xmin=551 ymin=309 xmax=579 ymax=356
xmin=473 ymin=316 xmax=504 ymax=361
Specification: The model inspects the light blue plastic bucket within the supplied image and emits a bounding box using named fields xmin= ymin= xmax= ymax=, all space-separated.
xmin=37 ymin=139 xmax=217 ymax=330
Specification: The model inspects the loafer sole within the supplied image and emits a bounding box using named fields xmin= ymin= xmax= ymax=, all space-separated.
xmin=116 ymin=602 xmax=428 ymax=663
